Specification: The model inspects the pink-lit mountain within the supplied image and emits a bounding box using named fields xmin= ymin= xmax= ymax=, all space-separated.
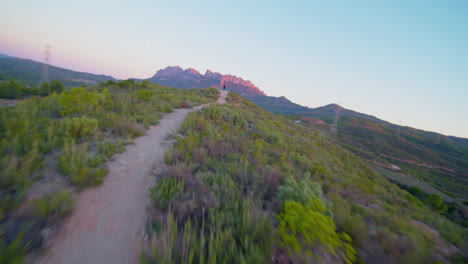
xmin=148 ymin=66 xmax=266 ymax=98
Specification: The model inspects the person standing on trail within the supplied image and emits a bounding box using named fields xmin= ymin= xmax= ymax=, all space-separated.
xmin=223 ymin=84 xmax=226 ymax=90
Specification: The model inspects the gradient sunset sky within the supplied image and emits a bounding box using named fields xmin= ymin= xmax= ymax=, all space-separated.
xmin=1 ymin=0 xmax=467 ymax=137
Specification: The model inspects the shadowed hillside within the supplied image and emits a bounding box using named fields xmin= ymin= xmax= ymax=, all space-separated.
xmin=0 ymin=56 xmax=117 ymax=88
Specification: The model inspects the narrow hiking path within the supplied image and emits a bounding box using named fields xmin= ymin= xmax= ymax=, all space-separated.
xmin=38 ymin=90 xmax=228 ymax=264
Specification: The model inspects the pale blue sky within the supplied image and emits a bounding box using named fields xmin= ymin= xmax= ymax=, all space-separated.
xmin=1 ymin=0 xmax=467 ymax=137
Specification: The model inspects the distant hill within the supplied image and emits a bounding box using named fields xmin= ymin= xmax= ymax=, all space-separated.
xmin=0 ymin=54 xmax=15 ymax=59
xmin=0 ymin=55 xmax=117 ymax=87
xmin=297 ymin=104 xmax=468 ymax=202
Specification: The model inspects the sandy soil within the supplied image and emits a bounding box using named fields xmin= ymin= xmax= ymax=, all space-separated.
xmin=37 ymin=90 xmax=227 ymax=264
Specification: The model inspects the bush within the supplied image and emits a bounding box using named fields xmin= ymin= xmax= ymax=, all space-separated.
xmin=202 ymin=105 xmax=223 ymax=120
xmin=425 ymin=194 xmax=448 ymax=214
xmin=35 ymin=189 xmax=74 ymax=219
xmin=50 ymin=80 xmax=65 ymax=94
xmin=118 ymin=79 xmax=135 ymax=89
xmin=230 ymin=112 xmax=247 ymax=129
xmin=63 ymin=116 xmax=98 ymax=138
xmin=0 ymin=145 xmax=41 ymax=189
xmin=278 ymin=199 xmax=356 ymax=263
xmin=146 ymin=200 xmax=273 ymax=264
xmin=97 ymin=141 xmax=125 ymax=158
xmin=277 ymin=177 xmax=329 ymax=209
xmin=0 ymin=80 xmax=22 ymax=99
xmin=0 ymin=233 xmax=30 ymax=264
xmin=58 ymin=140 xmax=107 ymax=187
xmin=59 ymin=87 xmax=101 ymax=115
xmin=135 ymin=89 xmax=154 ymax=101
xmin=150 ymin=178 xmax=184 ymax=210
xmin=202 ymin=87 xmax=220 ymax=100
xmin=180 ymin=100 xmax=193 ymax=108
xmin=99 ymin=113 xmax=145 ymax=138
xmin=39 ymin=82 xmax=51 ymax=96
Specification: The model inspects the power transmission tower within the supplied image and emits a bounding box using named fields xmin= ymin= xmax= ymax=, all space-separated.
xmin=395 ymin=118 xmax=403 ymax=138
xmin=435 ymin=134 xmax=440 ymax=145
xmin=395 ymin=126 xmax=400 ymax=138
xmin=39 ymin=45 xmax=51 ymax=85
xmin=330 ymin=105 xmax=342 ymax=135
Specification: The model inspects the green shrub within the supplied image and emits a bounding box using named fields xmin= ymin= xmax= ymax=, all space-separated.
xmin=425 ymin=194 xmax=448 ymax=214
xmin=146 ymin=200 xmax=273 ymax=264
xmin=118 ymin=79 xmax=135 ymax=89
xmin=50 ymin=80 xmax=65 ymax=94
xmin=202 ymin=105 xmax=223 ymax=120
xmin=59 ymin=87 xmax=101 ymax=115
xmin=0 ymin=80 xmax=22 ymax=99
xmin=267 ymin=131 xmax=281 ymax=144
xmin=0 ymin=233 xmax=30 ymax=264
xmin=97 ymin=141 xmax=125 ymax=158
xmin=35 ymin=189 xmax=74 ymax=219
xmin=99 ymin=113 xmax=145 ymax=138
xmin=58 ymin=140 xmax=107 ymax=187
xmin=158 ymin=92 xmax=174 ymax=103
xmin=135 ymin=89 xmax=154 ymax=101
xmin=0 ymin=145 xmax=41 ymax=189
xmin=231 ymin=112 xmax=247 ymax=129
xmin=277 ymin=177 xmax=329 ymax=210
xmin=278 ymin=199 xmax=356 ymax=263
xmin=63 ymin=116 xmax=98 ymax=138
xmin=39 ymin=82 xmax=51 ymax=96
xmin=202 ymin=87 xmax=220 ymax=100
xmin=150 ymin=178 xmax=184 ymax=210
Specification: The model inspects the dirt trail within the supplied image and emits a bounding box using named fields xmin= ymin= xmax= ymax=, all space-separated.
xmin=38 ymin=90 xmax=227 ymax=264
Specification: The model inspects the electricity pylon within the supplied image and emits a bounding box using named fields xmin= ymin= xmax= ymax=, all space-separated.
xmin=39 ymin=45 xmax=51 ymax=85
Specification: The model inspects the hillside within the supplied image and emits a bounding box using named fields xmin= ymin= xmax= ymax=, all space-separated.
xmin=249 ymin=94 xmax=311 ymax=115
xmin=297 ymin=104 xmax=468 ymax=201
xmin=143 ymin=66 xmax=468 ymax=209
xmin=143 ymin=92 xmax=466 ymax=263
xmin=0 ymin=55 xmax=117 ymax=87
xmin=142 ymin=65 xmax=468 ymax=215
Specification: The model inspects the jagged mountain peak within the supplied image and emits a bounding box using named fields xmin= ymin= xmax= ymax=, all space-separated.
xmin=186 ymin=67 xmax=200 ymax=75
xmin=148 ymin=66 xmax=266 ymax=98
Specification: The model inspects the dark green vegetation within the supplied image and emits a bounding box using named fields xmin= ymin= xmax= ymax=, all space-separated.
xmin=143 ymin=92 xmax=467 ymax=263
xmin=0 ymin=56 xmax=116 ymax=88
xmin=0 ymin=80 xmax=219 ymax=262
xmin=0 ymin=79 xmax=65 ymax=99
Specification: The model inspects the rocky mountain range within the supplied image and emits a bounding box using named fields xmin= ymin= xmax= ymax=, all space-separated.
xmin=148 ymin=66 xmax=266 ymax=98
